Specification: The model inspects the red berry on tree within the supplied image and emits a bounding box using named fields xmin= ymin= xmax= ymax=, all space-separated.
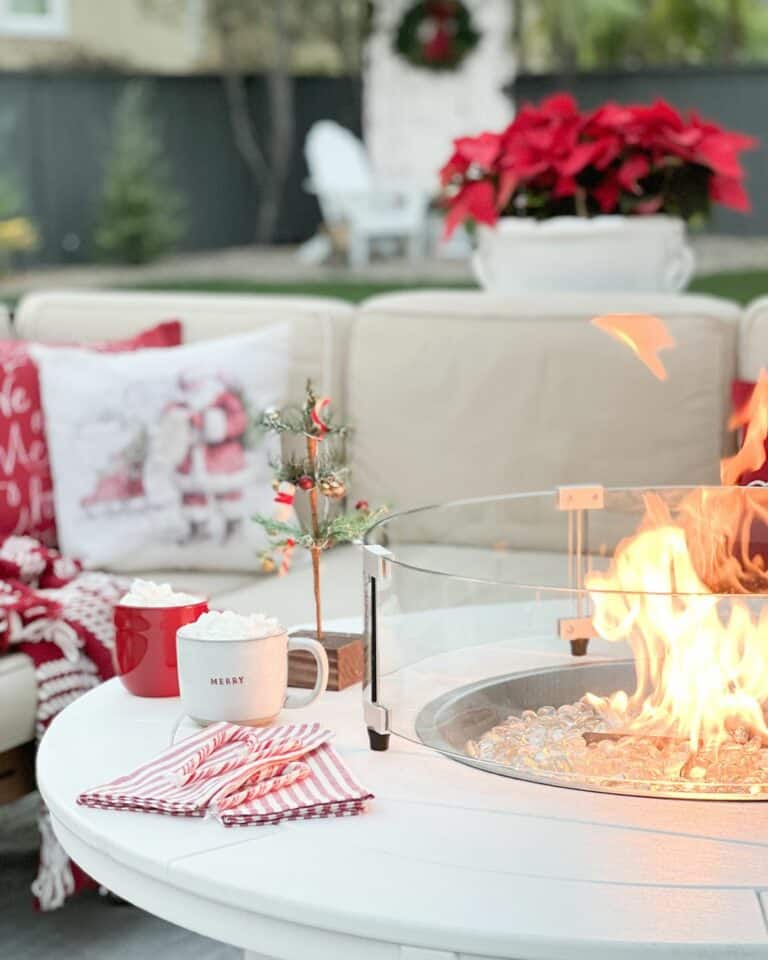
xmin=355 ymin=500 xmax=369 ymax=512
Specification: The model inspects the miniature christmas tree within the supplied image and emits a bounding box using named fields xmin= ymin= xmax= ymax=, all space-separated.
xmin=253 ymin=381 xmax=385 ymax=642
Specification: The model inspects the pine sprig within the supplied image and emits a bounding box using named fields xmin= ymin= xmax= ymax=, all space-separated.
xmin=253 ymin=505 xmax=387 ymax=552
xmin=259 ymin=380 xmax=349 ymax=439
xmin=324 ymin=507 xmax=388 ymax=543
xmin=252 ymin=514 xmax=303 ymax=541
xmin=269 ymin=452 xmax=349 ymax=487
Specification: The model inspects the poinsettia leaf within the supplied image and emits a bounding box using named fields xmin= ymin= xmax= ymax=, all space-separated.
xmin=455 ymin=132 xmax=502 ymax=170
xmin=496 ymin=168 xmax=519 ymax=210
xmin=593 ymin=176 xmax=621 ymax=213
xmin=617 ymin=155 xmax=651 ymax=194
xmin=559 ymin=141 xmax=599 ymax=176
xmin=709 ymin=175 xmax=751 ymax=213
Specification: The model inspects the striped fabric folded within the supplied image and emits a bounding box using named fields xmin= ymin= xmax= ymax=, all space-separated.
xmin=77 ymin=721 xmax=335 ymax=818
xmin=215 ymin=740 xmax=373 ymax=826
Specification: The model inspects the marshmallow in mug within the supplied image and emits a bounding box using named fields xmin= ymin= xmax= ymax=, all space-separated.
xmin=120 ymin=579 xmax=203 ymax=608
xmin=190 ymin=610 xmax=282 ymax=641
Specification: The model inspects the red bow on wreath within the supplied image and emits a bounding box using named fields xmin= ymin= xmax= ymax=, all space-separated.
xmin=423 ymin=1 xmax=458 ymax=63
xmin=395 ymin=0 xmax=479 ymax=71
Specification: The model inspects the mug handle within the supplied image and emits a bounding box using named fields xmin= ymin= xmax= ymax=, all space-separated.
xmin=283 ymin=636 xmax=329 ymax=709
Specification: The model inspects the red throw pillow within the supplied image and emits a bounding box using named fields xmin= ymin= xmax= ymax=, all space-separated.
xmin=0 ymin=320 xmax=182 ymax=544
xmin=731 ymin=379 xmax=768 ymax=485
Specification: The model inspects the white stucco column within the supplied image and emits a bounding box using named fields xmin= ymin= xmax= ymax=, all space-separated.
xmin=364 ymin=0 xmax=515 ymax=189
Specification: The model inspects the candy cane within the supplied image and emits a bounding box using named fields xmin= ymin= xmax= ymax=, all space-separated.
xmin=212 ymin=762 xmax=311 ymax=813
xmin=243 ymin=735 xmax=304 ymax=761
xmin=279 ymin=538 xmax=295 ymax=577
xmin=176 ymin=750 xmax=251 ymax=786
xmin=310 ymin=396 xmax=331 ymax=437
xmin=208 ymin=741 xmax=318 ymax=805
xmin=172 ymin=724 xmax=244 ymax=783
xmin=179 ymin=736 xmax=305 ymax=787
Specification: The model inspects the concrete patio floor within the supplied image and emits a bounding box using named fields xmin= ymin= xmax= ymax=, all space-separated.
xmin=2 ymin=233 xmax=767 ymax=298
xmin=0 ymin=793 xmax=238 ymax=960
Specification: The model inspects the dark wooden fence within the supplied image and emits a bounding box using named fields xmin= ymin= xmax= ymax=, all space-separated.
xmin=514 ymin=66 xmax=768 ymax=236
xmin=3 ymin=67 xmax=767 ymax=267
xmin=1 ymin=72 xmax=362 ymax=265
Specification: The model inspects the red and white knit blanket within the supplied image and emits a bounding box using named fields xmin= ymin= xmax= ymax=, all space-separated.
xmin=0 ymin=535 xmax=127 ymax=911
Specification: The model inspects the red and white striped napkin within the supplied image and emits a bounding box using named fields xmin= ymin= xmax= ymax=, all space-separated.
xmin=214 ymin=739 xmax=374 ymax=827
xmin=77 ymin=721 xmax=333 ymax=817
xmin=77 ymin=720 xmax=373 ymax=825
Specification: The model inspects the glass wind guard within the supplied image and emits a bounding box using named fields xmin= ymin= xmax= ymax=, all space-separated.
xmin=364 ymin=487 xmax=768 ymax=800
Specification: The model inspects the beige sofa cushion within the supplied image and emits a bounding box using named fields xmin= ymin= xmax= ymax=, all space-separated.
xmin=13 ymin=291 xmax=355 ymax=414
xmin=350 ymin=292 xmax=740 ymax=543
xmin=740 ymin=296 xmax=768 ymax=381
xmin=0 ymin=653 xmax=37 ymax=753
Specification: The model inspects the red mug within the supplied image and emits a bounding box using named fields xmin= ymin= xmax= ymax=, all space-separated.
xmin=114 ymin=599 xmax=209 ymax=697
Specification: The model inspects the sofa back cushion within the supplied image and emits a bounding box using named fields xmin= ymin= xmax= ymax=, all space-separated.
xmin=349 ymin=291 xmax=740 ymax=547
xmin=740 ymin=296 xmax=768 ymax=382
xmin=14 ymin=291 xmax=355 ymax=415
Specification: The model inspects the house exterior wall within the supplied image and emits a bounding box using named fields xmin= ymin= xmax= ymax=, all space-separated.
xmin=0 ymin=0 xmax=202 ymax=72
xmin=364 ymin=0 xmax=515 ymax=188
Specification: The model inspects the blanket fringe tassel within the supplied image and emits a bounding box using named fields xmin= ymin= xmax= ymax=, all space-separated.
xmin=31 ymin=807 xmax=75 ymax=911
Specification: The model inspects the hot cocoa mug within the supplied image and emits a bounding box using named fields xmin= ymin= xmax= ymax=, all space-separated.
xmin=114 ymin=597 xmax=209 ymax=698
xmin=176 ymin=621 xmax=329 ymax=726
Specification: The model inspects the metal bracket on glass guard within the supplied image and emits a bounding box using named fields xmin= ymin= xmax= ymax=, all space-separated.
xmin=363 ymin=543 xmax=392 ymax=580
xmin=363 ymin=543 xmax=392 ymax=751
xmin=556 ymin=484 xmax=604 ymax=657
xmin=364 ymin=700 xmax=390 ymax=735
xmin=558 ymin=616 xmax=598 ymax=657
xmin=556 ymin=484 xmax=605 ymax=511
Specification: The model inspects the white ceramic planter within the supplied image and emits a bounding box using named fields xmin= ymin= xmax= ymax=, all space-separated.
xmin=472 ymin=214 xmax=695 ymax=294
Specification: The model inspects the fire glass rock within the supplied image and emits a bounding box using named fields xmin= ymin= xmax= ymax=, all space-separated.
xmin=469 ymin=697 xmax=768 ymax=797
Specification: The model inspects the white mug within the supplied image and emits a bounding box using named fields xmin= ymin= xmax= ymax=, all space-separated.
xmin=176 ymin=625 xmax=329 ymax=726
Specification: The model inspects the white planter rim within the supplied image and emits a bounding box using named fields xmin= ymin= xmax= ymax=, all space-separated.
xmin=482 ymin=213 xmax=686 ymax=240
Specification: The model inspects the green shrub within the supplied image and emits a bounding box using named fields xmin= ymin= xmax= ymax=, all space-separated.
xmin=94 ymin=83 xmax=184 ymax=264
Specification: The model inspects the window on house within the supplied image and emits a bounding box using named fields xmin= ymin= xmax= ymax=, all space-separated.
xmin=0 ymin=0 xmax=69 ymax=36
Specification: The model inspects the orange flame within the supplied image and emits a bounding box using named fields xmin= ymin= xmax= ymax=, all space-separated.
xmin=584 ymin=371 xmax=768 ymax=751
xmin=721 ymin=369 xmax=768 ymax=485
xmin=591 ymin=313 xmax=675 ymax=381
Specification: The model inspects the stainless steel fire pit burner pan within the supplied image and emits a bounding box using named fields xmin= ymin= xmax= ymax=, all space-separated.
xmin=415 ymin=659 xmax=768 ymax=801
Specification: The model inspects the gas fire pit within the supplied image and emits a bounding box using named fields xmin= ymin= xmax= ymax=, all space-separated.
xmin=362 ymin=484 xmax=768 ymax=801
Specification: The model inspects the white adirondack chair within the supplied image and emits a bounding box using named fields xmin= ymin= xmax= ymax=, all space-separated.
xmin=304 ymin=120 xmax=430 ymax=268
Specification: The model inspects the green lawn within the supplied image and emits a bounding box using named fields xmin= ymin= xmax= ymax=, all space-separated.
xmin=121 ymin=278 xmax=475 ymax=303
xmin=3 ymin=270 xmax=767 ymax=310
xmin=688 ymin=271 xmax=768 ymax=304
xmin=134 ymin=272 xmax=768 ymax=305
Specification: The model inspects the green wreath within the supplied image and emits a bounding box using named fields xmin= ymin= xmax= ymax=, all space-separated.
xmin=394 ymin=0 xmax=480 ymax=71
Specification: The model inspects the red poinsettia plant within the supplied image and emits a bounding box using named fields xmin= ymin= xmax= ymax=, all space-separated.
xmin=440 ymin=94 xmax=757 ymax=236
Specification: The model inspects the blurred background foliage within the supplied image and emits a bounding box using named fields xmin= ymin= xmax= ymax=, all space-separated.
xmin=513 ymin=0 xmax=768 ymax=73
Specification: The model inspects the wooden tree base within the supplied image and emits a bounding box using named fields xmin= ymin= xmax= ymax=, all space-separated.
xmin=288 ymin=629 xmax=363 ymax=691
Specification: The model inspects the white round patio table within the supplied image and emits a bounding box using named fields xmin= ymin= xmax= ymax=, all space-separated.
xmin=38 ymin=624 xmax=768 ymax=960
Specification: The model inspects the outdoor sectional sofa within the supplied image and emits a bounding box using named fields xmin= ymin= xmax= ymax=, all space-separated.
xmin=2 ymin=286 xmax=766 ymax=802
